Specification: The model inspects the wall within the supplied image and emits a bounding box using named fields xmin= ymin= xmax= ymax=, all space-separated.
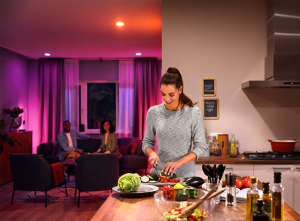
xmin=79 ymin=60 xmax=119 ymax=81
xmin=0 ymin=47 xmax=28 ymax=131
xmin=162 ymin=1 xmax=300 ymax=152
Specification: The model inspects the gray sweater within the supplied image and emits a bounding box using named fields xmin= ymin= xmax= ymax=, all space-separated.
xmin=142 ymin=104 xmax=208 ymax=178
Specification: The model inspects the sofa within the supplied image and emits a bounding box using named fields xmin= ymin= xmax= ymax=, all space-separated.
xmin=37 ymin=137 xmax=148 ymax=173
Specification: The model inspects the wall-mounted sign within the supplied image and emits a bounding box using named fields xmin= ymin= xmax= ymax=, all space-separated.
xmin=202 ymin=78 xmax=216 ymax=97
xmin=203 ymin=98 xmax=219 ymax=120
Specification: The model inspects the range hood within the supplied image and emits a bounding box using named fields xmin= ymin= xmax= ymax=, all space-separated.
xmin=242 ymin=0 xmax=300 ymax=89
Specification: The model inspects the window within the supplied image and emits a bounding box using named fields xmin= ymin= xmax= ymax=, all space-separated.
xmin=80 ymin=81 xmax=118 ymax=133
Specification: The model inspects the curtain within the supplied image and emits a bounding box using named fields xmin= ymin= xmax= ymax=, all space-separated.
xmin=64 ymin=59 xmax=79 ymax=131
xmin=39 ymin=58 xmax=64 ymax=143
xmin=133 ymin=58 xmax=162 ymax=139
xmin=118 ymin=60 xmax=134 ymax=138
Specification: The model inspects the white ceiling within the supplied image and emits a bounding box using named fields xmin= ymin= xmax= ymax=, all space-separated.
xmin=0 ymin=0 xmax=162 ymax=59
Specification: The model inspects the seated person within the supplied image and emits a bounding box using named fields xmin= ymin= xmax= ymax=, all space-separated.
xmin=56 ymin=120 xmax=90 ymax=161
xmin=96 ymin=119 xmax=122 ymax=159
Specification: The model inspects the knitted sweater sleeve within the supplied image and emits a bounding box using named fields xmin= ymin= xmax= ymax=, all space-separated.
xmin=142 ymin=107 xmax=156 ymax=155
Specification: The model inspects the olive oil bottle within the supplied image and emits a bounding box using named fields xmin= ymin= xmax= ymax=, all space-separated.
xmin=262 ymin=182 xmax=271 ymax=220
xmin=246 ymin=177 xmax=260 ymax=221
xmin=271 ymin=172 xmax=284 ymax=221
xmin=229 ymin=133 xmax=237 ymax=158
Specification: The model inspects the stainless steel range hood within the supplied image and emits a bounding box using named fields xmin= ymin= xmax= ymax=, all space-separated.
xmin=242 ymin=0 xmax=300 ymax=89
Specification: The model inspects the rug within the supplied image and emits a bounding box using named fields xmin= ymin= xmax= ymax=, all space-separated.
xmin=16 ymin=177 xmax=111 ymax=203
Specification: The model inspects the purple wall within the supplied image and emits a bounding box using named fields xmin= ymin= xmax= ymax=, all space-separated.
xmin=79 ymin=60 xmax=119 ymax=81
xmin=0 ymin=47 xmax=29 ymax=131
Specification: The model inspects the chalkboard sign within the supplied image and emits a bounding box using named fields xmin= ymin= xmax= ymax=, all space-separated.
xmin=202 ymin=98 xmax=219 ymax=120
xmin=202 ymin=78 xmax=216 ymax=96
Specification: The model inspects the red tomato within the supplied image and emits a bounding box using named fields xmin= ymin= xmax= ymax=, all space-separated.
xmin=242 ymin=176 xmax=250 ymax=188
xmin=236 ymin=178 xmax=242 ymax=189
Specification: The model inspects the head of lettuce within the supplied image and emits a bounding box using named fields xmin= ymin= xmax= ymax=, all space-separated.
xmin=118 ymin=173 xmax=141 ymax=192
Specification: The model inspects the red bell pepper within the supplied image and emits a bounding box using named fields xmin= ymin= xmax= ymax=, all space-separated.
xmin=162 ymin=185 xmax=175 ymax=199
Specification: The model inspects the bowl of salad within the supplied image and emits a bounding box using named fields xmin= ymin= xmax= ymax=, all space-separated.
xmin=153 ymin=189 xmax=216 ymax=221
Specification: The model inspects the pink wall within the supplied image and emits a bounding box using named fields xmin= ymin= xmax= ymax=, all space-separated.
xmin=0 ymin=47 xmax=29 ymax=132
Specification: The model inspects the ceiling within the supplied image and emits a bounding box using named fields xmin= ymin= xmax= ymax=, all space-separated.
xmin=0 ymin=0 xmax=162 ymax=59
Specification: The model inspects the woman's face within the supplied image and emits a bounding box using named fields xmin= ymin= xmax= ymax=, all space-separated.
xmin=103 ymin=121 xmax=111 ymax=132
xmin=160 ymin=84 xmax=182 ymax=110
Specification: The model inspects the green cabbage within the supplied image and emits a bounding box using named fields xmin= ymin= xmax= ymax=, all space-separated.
xmin=118 ymin=173 xmax=141 ymax=192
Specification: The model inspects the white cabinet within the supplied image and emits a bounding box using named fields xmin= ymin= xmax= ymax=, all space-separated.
xmin=195 ymin=164 xmax=207 ymax=178
xmin=254 ymin=165 xmax=295 ymax=212
xmin=293 ymin=165 xmax=300 ymax=214
xmin=223 ymin=164 xmax=254 ymax=177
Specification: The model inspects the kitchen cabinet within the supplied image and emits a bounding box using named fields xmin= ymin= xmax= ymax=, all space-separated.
xmin=253 ymin=164 xmax=300 ymax=214
xmin=293 ymin=165 xmax=300 ymax=214
xmin=223 ymin=164 xmax=254 ymax=177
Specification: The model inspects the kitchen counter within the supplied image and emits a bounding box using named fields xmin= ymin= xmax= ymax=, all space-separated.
xmin=90 ymin=190 xmax=300 ymax=221
xmin=196 ymin=154 xmax=300 ymax=164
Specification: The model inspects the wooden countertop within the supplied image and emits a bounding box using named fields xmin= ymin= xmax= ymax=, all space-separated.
xmin=195 ymin=154 xmax=300 ymax=164
xmin=90 ymin=190 xmax=300 ymax=221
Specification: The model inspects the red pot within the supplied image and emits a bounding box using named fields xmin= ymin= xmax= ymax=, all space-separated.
xmin=268 ymin=139 xmax=298 ymax=153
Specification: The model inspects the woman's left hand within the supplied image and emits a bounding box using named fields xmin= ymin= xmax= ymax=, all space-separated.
xmin=162 ymin=161 xmax=182 ymax=175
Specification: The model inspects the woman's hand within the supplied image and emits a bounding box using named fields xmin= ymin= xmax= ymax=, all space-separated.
xmin=104 ymin=151 xmax=110 ymax=154
xmin=148 ymin=151 xmax=159 ymax=168
xmin=162 ymin=161 xmax=182 ymax=175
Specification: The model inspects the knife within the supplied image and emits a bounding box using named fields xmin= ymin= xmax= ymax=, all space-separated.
xmin=154 ymin=162 xmax=159 ymax=175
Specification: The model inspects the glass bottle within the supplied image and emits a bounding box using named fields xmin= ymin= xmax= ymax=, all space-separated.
xmin=271 ymin=172 xmax=284 ymax=221
xmin=229 ymin=133 xmax=237 ymax=158
xmin=251 ymin=199 xmax=270 ymax=221
xmin=207 ymin=136 xmax=216 ymax=156
xmin=213 ymin=139 xmax=221 ymax=156
xmin=246 ymin=177 xmax=260 ymax=221
xmin=225 ymin=173 xmax=236 ymax=206
xmin=262 ymin=182 xmax=271 ymax=219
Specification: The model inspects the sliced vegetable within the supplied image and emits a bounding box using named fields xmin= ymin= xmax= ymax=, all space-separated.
xmin=149 ymin=174 xmax=159 ymax=181
xmin=140 ymin=176 xmax=150 ymax=183
xmin=149 ymin=180 xmax=157 ymax=183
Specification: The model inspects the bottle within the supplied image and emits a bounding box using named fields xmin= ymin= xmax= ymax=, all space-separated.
xmin=213 ymin=139 xmax=221 ymax=156
xmin=225 ymin=173 xmax=236 ymax=206
xmin=251 ymin=199 xmax=270 ymax=221
xmin=271 ymin=172 xmax=284 ymax=221
xmin=246 ymin=177 xmax=260 ymax=221
xmin=262 ymin=182 xmax=271 ymax=219
xmin=207 ymin=136 xmax=215 ymax=156
xmin=229 ymin=133 xmax=237 ymax=158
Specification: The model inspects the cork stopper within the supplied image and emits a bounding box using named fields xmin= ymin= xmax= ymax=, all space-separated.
xmin=250 ymin=177 xmax=258 ymax=183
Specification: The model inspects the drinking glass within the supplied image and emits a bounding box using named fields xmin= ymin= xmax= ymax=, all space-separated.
xmin=206 ymin=182 xmax=222 ymax=204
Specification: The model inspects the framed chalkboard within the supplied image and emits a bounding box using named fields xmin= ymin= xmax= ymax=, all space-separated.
xmin=202 ymin=78 xmax=216 ymax=96
xmin=202 ymin=98 xmax=219 ymax=120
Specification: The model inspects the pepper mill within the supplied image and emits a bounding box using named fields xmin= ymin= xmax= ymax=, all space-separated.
xmin=225 ymin=173 xmax=236 ymax=206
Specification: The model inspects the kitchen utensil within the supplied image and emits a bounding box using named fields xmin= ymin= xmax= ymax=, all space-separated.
xmin=179 ymin=185 xmax=219 ymax=218
xmin=154 ymin=162 xmax=158 ymax=175
xmin=207 ymin=164 xmax=214 ymax=183
xmin=216 ymin=164 xmax=221 ymax=182
xmin=219 ymin=164 xmax=226 ymax=181
xmin=206 ymin=187 xmax=226 ymax=200
xmin=268 ymin=139 xmax=298 ymax=153
xmin=213 ymin=164 xmax=217 ymax=183
xmin=218 ymin=134 xmax=229 ymax=155
xmin=202 ymin=164 xmax=211 ymax=183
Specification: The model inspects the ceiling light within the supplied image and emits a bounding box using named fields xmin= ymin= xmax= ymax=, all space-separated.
xmin=45 ymin=53 xmax=50 ymax=56
xmin=116 ymin=22 xmax=124 ymax=26
xmin=136 ymin=52 xmax=141 ymax=56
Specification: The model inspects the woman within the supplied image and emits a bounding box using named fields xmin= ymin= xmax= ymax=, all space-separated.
xmin=142 ymin=67 xmax=208 ymax=178
xmin=96 ymin=120 xmax=122 ymax=159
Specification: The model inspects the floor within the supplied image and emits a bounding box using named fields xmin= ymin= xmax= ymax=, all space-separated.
xmin=0 ymin=169 xmax=150 ymax=221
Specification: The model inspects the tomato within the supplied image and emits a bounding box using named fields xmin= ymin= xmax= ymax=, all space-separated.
xmin=236 ymin=178 xmax=242 ymax=189
xmin=242 ymin=176 xmax=250 ymax=188
xmin=160 ymin=176 xmax=170 ymax=182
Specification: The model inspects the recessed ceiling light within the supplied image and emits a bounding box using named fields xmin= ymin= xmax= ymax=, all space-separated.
xmin=116 ymin=22 xmax=124 ymax=26
xmin=136 ymin=52 xmax=141 ymax=56
xmin=45 ymin=53 xmax=50 ymax=56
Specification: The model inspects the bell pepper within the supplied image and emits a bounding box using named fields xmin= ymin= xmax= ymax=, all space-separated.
xmin=162 ymin=185 xmax=175 ymax=199
xmin=187 ymin=188 xmax=199 ymax=199
xmin=174 ymin=189 xmax=190 ymax=201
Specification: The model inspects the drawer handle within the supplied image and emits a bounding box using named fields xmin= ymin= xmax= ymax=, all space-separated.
xmin=225 ymin=167 xmax=233 ymax=170
xmin=273 ymin=167 xmax=291 ymax=170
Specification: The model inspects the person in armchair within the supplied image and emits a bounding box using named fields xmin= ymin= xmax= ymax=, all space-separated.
xmin=96 ymin=119 xmax=122 ymax=159
xmin=56 ymin=120 xmax=90 ymax=161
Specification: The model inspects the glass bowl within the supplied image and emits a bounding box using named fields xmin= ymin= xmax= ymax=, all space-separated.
xmin=154 ymin=189 xmax=216 ymax=220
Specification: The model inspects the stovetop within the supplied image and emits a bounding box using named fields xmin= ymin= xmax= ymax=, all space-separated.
xmin=243 ymin=151 xmax=300 ymax=160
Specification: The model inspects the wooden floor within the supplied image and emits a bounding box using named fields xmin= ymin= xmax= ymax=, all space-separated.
xmin=0 ymin=169 xmax=150 ymax=221
xmin=0 ymin=178 xmax=104 ymax=221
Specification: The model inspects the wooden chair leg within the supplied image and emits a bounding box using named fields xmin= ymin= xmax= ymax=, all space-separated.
xmin=45 ymin=187 xmax=47 ymax=207
xmin=11 ymin=186 xmax=15 ymax=205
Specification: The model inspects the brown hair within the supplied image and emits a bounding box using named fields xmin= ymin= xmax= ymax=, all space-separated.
xmin=160 ymin=67 xmax=197 ymax=108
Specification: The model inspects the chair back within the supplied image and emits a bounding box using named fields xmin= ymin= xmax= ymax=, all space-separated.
xmin=75 ymin=154 xmax=119 ymax=191
xmin=37 ymin=142 xmax=52 ymax=156
xmin=10 ymin=154 xmax=54 ymax=191
xmin=77 ymin=139 xmax=102 ymax=153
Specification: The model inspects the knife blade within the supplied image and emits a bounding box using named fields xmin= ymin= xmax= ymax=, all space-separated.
xmin=154 ymin=162 xmax=158 ymax=175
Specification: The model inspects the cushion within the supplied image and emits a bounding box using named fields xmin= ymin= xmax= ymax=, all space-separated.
xmin=119 ymin=144 xmax=132 ymax=155
xmin=50 ymin=140 xmax=57 ymax=155
xmin=130 ymin=139 xmax=142 ymax=155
